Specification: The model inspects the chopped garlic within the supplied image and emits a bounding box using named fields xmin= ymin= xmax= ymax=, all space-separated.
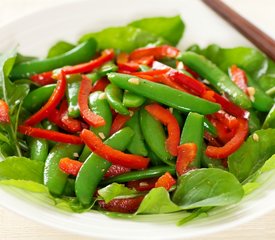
xmin=98 ymin=132 xmax=106 ymax=139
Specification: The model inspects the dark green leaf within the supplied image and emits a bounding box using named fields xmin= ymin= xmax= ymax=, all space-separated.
xmin=172 ymin=168 xmax=243 ymax=209
xmin=258 ymin=74 xmax=275 ymax=92
xmin=228 ymin=129 xmax=275 ymax=182
xmin=129 ymin=15 xmax=184 ymax=46
xmin=47 ymin=41 xmax=75 ymax=58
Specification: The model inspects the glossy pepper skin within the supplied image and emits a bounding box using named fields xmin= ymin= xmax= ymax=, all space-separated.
xmin=44 ymin=143 xmax=83 ymax=196
xmin=177 ymin=51 xmax=252 ymax=109
xmin=75 ymin=127 xmax=134 ymax=206
xmin=10 ymin=39 xmax=97 ymax=79
xmin=107 ymin=73 xmax=220 ymax=115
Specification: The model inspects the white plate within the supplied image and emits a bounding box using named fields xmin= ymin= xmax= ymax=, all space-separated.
xmin=0 ymin=0 xmax=274 ymax=239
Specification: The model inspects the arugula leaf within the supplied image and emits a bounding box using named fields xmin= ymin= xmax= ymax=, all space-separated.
xmin=136 ymin=187 xmax=181 ymax=214
xmin=129 ymin=15 xmax=184 ymax=46
xmin=0 ymin=157 xmax=44 ymax=183
xmin=79 ymin=26 xmax=166 ymax=52
xmin=98 ymin=183 xmax=137 ymax=203
xmin=228 ymin=129 xmax=275 ymax=182
xmin=47 ymin=41 xmax=75 ymax=58
xmin=172 ymin=168 xmax=244 ymax=209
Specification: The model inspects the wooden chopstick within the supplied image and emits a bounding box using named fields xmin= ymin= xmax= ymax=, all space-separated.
xmin=202 ymin=0 xmax=275 ymax=61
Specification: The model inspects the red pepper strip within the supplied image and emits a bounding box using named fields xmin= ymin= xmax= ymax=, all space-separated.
xmin=30 ymin=71 xmax=55 ymax=86
xmin=117 ymin=52 xmax=140 ymax=72
xmin=80 ymin=129 xmax=149 ymax=169
xmin=145 ymin=103 xmax=180 ymax=156
xmin=63 ymin=49 xmax=115 ymax=75
xmin=130 ymin=45 xmax=180 ymax=60
xmin=201 ymin=90 xmax=216 ymax=102
xmin=104 ymin=164 xmax=131 ymax=178
xmin=126 ymin=178 xmax=158 ymax=192
xmin=78 ymin=75 xmax=105 ymax=127
xmin=18 ymin=125 xmax=83 ymax=145
xmin=213 ymin=110 xmax=239 ymax=130
xmin=59 ymin=100 xmax=83 ymax=132
xmin=135 ymin=56 xmax=154 ymax=66
xmin=98 ymin=196 xmax=144 ymax=213
xmin=155 ymin=172 xmax=176 ymax=190
xmin=183 ymin=65 xmax=200 ymax=79
xmin=154 ymin=74 xmax=188 ymax=92
xmin=176 ymin=143 xmax=197 ymax=176
xmin=204 ymin=132 xmax=222 ymax=147
xmin=59 ymin=158 xmax=83 ymax=176
xmin=0 ymin=99 xmax=10 ymax=124
xmin=92 ymin=78 xmax=110 ymax=92
xmin=24 ymin=71 xmax=66 ymax=126
xmin=229 ymin=65 xmax=248 ymax=93
xmin=110 ymin=114 xmax=131 ymax=135
xmin=206 ymin=118 xmax=248 ymax=159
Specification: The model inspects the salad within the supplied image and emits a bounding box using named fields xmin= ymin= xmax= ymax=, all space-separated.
xmin=0 ymin=15 xmax=274 ymax=225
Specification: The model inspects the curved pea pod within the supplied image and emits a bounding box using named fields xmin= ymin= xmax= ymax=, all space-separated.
xmin=107 ymin=73 xmax=220 ymax=115
xmin=125 ymin=110 xmax=148 ymax=156
xmin=180 ymin=112 xmax=204 ymax=168
xmin=75 ymin=127 xmax=134 ymax=206
xmin=22 ymin=84 xmax=56 ymax=112
xmin=203 ymin=118 xmax=217 ymax=137
xmin=79 ymin=91 xmax=112 ymax=161
xmin=10 ymin=39 xmax=97 ymax=79
xmin=246 ymin=73 xmax=274 ymax=112
xmin=140 ymin=108 xmax=174 ymax=166
xmin=42 ymin=119 xmax=59 ymax=148
xmin=101 ymin=166 xmax=176 ymax=185
xmin=248 ymin=109 xmax=261 ymax=133
xmin=105 ymin=84 xmax=129 ymax=115
xmin=147 ymin=148 xmax=163 ymax=166
xmin=263 ymin=104 xmax=275 ymax=129
xmin=172 ymin=108 xmax=185 ymax=129
xmin=63 ymin=178 xmax=76 ymax=197
xmin=66 ymin=75 xmax=82 ymax=118
xmin=178 ymin=52 xmax=252 ymax=109
xmin=28 ymin=136 xmax=49 ymax=162
xmin=123 ymin=91 xmax=146 ymax=108
xmin=44 ymin=143 xmax=83 ymax=196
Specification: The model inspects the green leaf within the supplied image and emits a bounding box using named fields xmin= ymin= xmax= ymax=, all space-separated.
xmin=0 ymin=157 xmax=44 ymax=183
xmin=258 ymin=74 xmax=275 ymax=92
xmin=0 ymin=132 xmax=9 ymax=144
xmin=79 ymin=26 xmax=166 ymax=52
xmin=47 ymin=41 xmax=75 ymax=58
xmin=172 ymin=168 xmax=244 ymax=209
xmin=228 ymin=129 xmax=275 ymax=182
xmin=15 ymin=53 xmax=37 ymax=64
xmin=98 ymin=183 xmax=137 ymax=203
xmin=129 ymin=15 xmax=184 ymax=46
xmin=0 ymin=179 xmax=48 ymax=192
xmin=136 ymin=187 xmax=181 ymax=214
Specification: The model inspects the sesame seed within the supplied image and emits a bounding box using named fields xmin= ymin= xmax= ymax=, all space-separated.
xmin=129 ymin=110 xmax=134 ymax=117
xmin=73 ymin=152 xmax=79 ymax=158
xmin=247 ymin=87 xmax=256 ymax=102
xmin=252 ymin=133 xmax=259 ymax=142
xmin=169 ymin=107 xmax=173 ymax=113
xmin=128 ymin=78 xmax=140 ymax=85
xmin=139 ymin=182 xmax=149 ymax=187
xmin=98 ymin=132 xmax=106 ymax=139
xmin=177 ymin=62 xmax=184 ymax=70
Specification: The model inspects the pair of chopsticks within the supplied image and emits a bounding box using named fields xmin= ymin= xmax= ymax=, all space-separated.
xmin=202 ymin=0 xmax=275 ymax=61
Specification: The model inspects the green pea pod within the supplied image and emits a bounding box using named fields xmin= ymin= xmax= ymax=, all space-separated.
xmin=263 ymin=104 xmax=275 ymax=129
xmin=101 ymin=166 xmax=176 ymax=185
xmin=86 ymin=72 xmax=101 ymax=84
xmin=107 ymin=73 xmax=220 ymax=114
xmin=75 ymin=127 xmax=134 ymax=206
xmin=66 ymin=81 xmax=81 ymax=118
xmin=28 ymin=136 xmax=48 ymax=162
xmin=125 ymin=110 xmax=148 ymax=156
xmin=10 ymin=39 xmax=97 ymax=79
xmin=140 ymin=108 xmax=174 ymax=166
xmin=63 ymin=178 xmax=76 ymax=197
xmin=178 ymin=52 xmax=252 ymax=109
xmin=248 ymin=109 xmax=261 ymax=133
xmin=105 ymin=84 xmax=129 ymax=115
xmin=79 ymin=91 xmax=113 ymax=162
xmin=44 ymin=143 xmax=83 ymax=196
xmin=180 ymin=112 xmax=204 ymax=168
xmin=147 ymin=148 xmax=163 ymax=166
xmin=203 ymin=118 xmax=217 ymax=137
xmin=246 ymin=73 xmax=274 ymax=112
xmin=42 ymin=120 xmax=59 ymax=148
xmin=22 ymin=84 xmax=56 ymax=112
xmin=98 ymin=61 xmax=118 ymax=77
xmin=123 ymin=91 xmax=146 ymax=108
xmin=172 ymin=108 xmax=185 ymax=129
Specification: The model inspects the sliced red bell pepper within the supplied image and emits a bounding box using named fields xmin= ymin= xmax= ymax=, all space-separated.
xmin=110 ymin=114 xmax=131 ymax=135
xmin=117 ymin=52 xmax=140 ymax=73
xmin=204 ymin=132 xmax=222 ymax=147
xmin=0 ymin=99 xmax=10 ymax=124
xmin=24 ymin=70 xmax=66 ymax=126
xmin=130 ymin=45 xmax=180 ymax=60
xmin=155 ymin=172 xmax=176 ymax=190
xmin=104 ymin=164 xmax=131 ymax=178
xmin=78 ymin=75 xmax=105 ymax=127
xmin=229 ymin=65 xmax=248 ymax=93
xmin=59 ymin=158 xmax=83 ymax=176
xmin=135 ymin=56 xmax=154 ymax=66
xmin=176 ymin=143 xmax=197 ymax=176
xmin=126 ymin=178 xmax=158 ymax=192
xmin=92 ymin=78 xmax=110 ymax=92
xmin=30 ymin=71 xmax=55 ymax=86
xmin=18 ymin=125 xmax=83 ymax=144
xmin=80 ymin=129 xmax=149 ymax=169
xmin=154 ymin=74 xmax=188 ymax=92
xmin=206 ymin=118 xmax=248 ymax=159
xmin=59 ymin=99 xmax=83 ymax=132
xmin=145 ymin=103 xmax=180 ymax=156
xmin=213 ymin=110 xmax=239 ymax=130
xmin=98 ymin=196 xmax=144 ymax=213
xmin=63 ymin=49 xmax=115 ymax=74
